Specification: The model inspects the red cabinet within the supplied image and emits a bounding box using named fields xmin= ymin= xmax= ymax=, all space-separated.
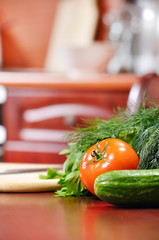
xmin=0 ymin=72 xmax=138 ymax=164
xmin=2 ymin=87 xmax=129 ymax=163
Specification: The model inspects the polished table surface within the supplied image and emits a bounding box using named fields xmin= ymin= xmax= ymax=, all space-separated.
xmin=0 ymin=192 xmax=159 ymax=240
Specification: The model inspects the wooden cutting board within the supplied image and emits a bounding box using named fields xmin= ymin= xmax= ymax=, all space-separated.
xmin=0 ymin=163 xmax=63 ymax=192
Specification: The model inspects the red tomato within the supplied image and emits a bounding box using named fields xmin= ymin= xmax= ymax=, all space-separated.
xmin=80 ymin=138 xmax=139 ymax=195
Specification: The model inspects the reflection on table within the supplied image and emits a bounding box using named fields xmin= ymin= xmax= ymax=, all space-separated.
xmin=0 ymin=192 xmax=159 ymax=240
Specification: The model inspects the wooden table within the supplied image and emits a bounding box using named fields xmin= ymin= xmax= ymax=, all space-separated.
xmin=0 ymin=192 xmax=159 ymax=240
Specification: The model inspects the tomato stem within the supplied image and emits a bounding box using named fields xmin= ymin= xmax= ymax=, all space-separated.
xmin=87 ymin=141 xmax=109 ymax=165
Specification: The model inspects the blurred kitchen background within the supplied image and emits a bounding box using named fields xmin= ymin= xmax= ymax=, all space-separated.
xmin=0 ymin=0 xmax=158 ymax=163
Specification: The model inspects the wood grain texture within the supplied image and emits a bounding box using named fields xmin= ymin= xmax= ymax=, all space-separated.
xmin=0 ymin=163 xmax=62 ymax=192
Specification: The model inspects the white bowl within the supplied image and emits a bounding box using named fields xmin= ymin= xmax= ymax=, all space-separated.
xmin=57 ymin=41 xmax=116 ymax=73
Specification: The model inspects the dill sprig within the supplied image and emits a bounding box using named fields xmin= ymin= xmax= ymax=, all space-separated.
xmin=67 ymin=106 xmax=159 ymax=153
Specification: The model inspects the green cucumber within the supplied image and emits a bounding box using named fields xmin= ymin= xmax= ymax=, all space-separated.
xmin=94 ymin=169 xmax=159 ymax=207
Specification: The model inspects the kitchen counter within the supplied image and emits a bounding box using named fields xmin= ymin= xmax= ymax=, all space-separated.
xmin=0 ymin=71 xmax=138 ymax=90
xmin=0 ymin=192 xmax=159 ymax=240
